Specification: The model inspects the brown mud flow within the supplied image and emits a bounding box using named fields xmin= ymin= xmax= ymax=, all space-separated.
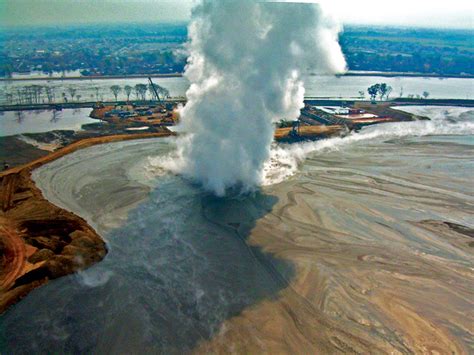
xmin=0 ymin=132 xmax=173 ymax=313
xmin=195 ymin=133 xmax=474 ymax=354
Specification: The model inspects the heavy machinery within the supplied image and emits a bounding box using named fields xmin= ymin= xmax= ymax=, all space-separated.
xmin=148 ymin=77 xmax=163 ymax=105
xmin=289 ymin=120 xmax=300 ymax=138
xmin=148 ymin=77 xmax=174 ymax=111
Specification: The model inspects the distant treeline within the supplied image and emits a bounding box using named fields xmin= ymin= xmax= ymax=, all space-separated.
xmin=1 ymin=24 xmax=473 ymax=77
xmin=2 ymin=82 xmax=172 ymax=106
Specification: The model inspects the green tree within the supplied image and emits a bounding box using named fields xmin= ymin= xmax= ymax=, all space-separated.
xmin=158 ymin=86 xmax=170 ymax=101
xmin=45 ymin=87 xmax=55 ymax=103
xmin=124 ymin=85 xmax=132 ymax=101
xmin=367 ymin=84 xmax=380 ymax=101
xmin=15 ymin=89 xmax=23 ymax=104
xmin=110 ymin=85 xmax=122 ymax=101
xmin=134 ymin=84 xmax=148 ymax=101
xmin=30 ymin=85 xmax=44 ymax=103
xmin=148 ymin=83 xmax=157 ymax=101
xmin=94 ymin=87 xmax=101 ymax=101
xmin=422 ymin=91 xmax=430 ymax=99
xmin=379 ymin=83 xmax=388 ymax=100
xmin=67 ymin=87 xmax=77 ymax=101
xmin=384 ymin=85 xmax=393 ymax=100
xmin=5 ymin=92 xmax=13 ymax=104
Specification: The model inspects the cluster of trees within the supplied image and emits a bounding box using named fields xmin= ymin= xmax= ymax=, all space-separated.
xmin=364 ymin=83 xmax=431 ymax=101
xmin=367 ymin=83 xmax=393 ymax=101
xmin=110 ymin=83 xmax=170 ymax=102
xmin=364 ymin=83 xmax=430 ymax=101
xmin=2 ymin=83 xmax=170 ymax=105
xmin=406 ymin=92 xmax=430 ymax=100
xmin=4 ymin=85 xmax=82 ymax=105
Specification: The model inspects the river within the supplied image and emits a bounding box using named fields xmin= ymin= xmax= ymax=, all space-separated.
xmin=1 ymin=75 xmax=473 ymax=105
xmin=0 ymin=106 xmax=472 ymax=353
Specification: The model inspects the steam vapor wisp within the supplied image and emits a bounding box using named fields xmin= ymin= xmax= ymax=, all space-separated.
xmin=169 ymin=0 xmax=346 ymax=196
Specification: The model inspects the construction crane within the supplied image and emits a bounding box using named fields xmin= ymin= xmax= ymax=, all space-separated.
xmin=148 ymin=77 xmax=163 ymax=105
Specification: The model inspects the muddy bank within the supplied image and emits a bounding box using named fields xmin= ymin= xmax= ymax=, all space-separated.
xmin=0 ymin=131 xmax=173 ymax=313
xmin=0 ymin=116 xmax=173 ymax=169
xmin=0 ymin=168 xmax=107 ymax=313
xmin=0 ymin=136 xmax=50 ymax=168
xmin=3 ymin=123 xmax=345 ymax=169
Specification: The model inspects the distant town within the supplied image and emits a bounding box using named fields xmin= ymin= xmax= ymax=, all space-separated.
xmin=1 ymin=24 xmax=473 ymax=78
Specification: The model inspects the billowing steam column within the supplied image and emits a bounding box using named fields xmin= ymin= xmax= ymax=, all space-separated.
xmin=173 ymin=0 xmax=346 ymax=196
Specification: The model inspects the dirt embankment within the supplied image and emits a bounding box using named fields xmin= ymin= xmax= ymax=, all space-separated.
xmin=0 ymin=136 xmax=51 ymax=168
xmin=1 ymin=123 xmax=171 ymax=169
xmin=0 ymin=131 xmax=174 ymax=314
xmin=354 ymin=102 xmax=430 ymax=121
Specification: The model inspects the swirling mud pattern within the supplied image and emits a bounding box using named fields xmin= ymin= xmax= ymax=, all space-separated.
xmin=1 ymin=107 xmax=473 ymax=353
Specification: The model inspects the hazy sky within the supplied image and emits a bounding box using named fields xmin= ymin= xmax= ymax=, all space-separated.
xmin=1 ymin=0 xmax=473 ymax=29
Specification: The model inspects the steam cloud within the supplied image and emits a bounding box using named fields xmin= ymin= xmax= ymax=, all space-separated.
xmin=169 ymin=0 xmax=346 ymax=196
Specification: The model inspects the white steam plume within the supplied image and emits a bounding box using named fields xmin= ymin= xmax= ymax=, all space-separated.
xmin=167 ymin=0 xmax=346 ymax=196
